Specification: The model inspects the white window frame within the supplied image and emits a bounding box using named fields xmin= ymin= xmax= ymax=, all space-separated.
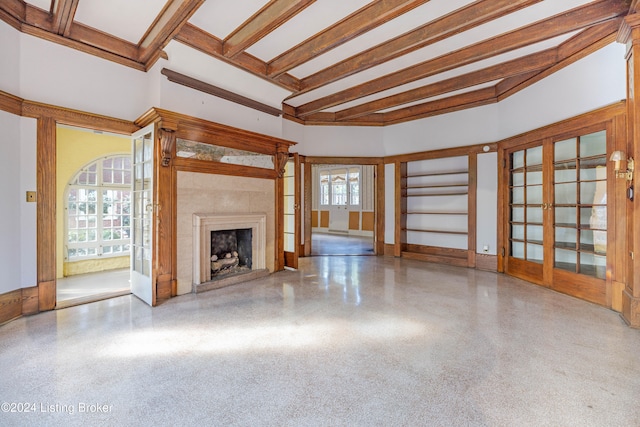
xmin=65 ymin=154 xmax=132 ymax=262
xmin=318 ymin=166 xmax=362 ymax=208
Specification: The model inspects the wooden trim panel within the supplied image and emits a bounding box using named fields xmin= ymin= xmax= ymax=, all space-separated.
xmin=0 ymin=289 xmax=22 ymax=324
xmin=476 ymin=254 xmax=498 ymax=272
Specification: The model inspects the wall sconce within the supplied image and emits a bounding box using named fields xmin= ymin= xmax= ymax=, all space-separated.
xmin=610 ymin=150 xmax=634 ymax=182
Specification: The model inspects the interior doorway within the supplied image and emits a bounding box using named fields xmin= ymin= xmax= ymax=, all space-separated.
xmin=55 ymin=125 xmax=132 ymax=308
xmin=310 ymin=164 xmax=375 ymax=256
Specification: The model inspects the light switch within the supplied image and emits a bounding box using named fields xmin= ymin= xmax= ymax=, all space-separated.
xmin=26 ymin=191 xmax=37 ymax=202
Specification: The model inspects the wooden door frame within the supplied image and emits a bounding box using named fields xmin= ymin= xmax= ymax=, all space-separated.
xmin=497 ymin=101 xmax=627 ymax=309
xmin=284 ymin=153 xmax=301 ymax=268
xmin=303 ymin=157 xmax=385 ymax=256
xmin=25 ymin=101 xmax=139 ymax=313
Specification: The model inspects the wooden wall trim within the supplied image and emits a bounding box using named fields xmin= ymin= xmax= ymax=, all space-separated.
xmin=375 ymin=163 xmax=385 ymax=255
xmin=37 ymin=117 xmax=56 ymax=311
xmin=136 ymin=107 xmax=296 ymax=154
xmin=385 ymin=142 xmax=498 ymax=163
xmin=0 ymin=90 xmax=23 ymax=115
xmin=161 ymin=68 xmax=283 ymax=116
xmin=23 ymin=100 xmax=138 ymax=134
xmin=174 ymin=158 xmax=277 ymax=179
xmin=302 ymin=156 xmax=384 ymax=165
xmin=467 ymin=153 xmax=477 ymax=268
xmin=303 ymin=157 xmax=312 ymax=256
xmin=476 ymin=254 xmax=498 ymax=272
xmin=0 ymin=289 xmax=22 ymax=324
xmin=21 ymin=286 xmax=39 ymax=315
xmin=499 ymin=101 xmax=626 ymax=149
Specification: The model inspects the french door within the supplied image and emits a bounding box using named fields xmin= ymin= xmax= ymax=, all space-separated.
xmin=283 ymin=154 xmax=300 ymax=269
xmin=130 ymin=125 xmax=155 ymax=306
xmin=506 ymin=127 xmax=609 ymax=305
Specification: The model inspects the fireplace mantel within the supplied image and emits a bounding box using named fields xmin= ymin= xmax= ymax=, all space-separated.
xmin=192 ymin=213 xmax=267 ymax=288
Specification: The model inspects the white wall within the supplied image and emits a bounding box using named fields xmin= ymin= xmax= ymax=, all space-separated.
xmin=0 ymin=20 xmax=20 ymax=94
xmin=157 ymin=41 xmax=290 ymax=138
xmin=20 ymin=117 xmax=37 ymax=287
xmin=382 ymin=104 xmax=500 ymax=156
xmin=18 ymin=33 xmax=150 ymax=121
xmin=0 ymin=111 xmax=30 ymax=293
xmin=497 ymin=42 xmax=627 ymax=139
xmin=295 ymin=125 xmax=385 ymax=157
xmin=384 ymin=163 xmax=395 ymax=245
xmin=476 ymin=152 xmax=498 ymax=255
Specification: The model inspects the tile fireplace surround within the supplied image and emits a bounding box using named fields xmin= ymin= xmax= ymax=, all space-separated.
xmin=192 ymin=212 xmax=267 ymax=292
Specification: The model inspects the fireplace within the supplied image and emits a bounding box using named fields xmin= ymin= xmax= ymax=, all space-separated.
xmin=193 ymin=213 xmax=268 ymax=292
xmin=210 ymin=228 xmax=252 ymax=276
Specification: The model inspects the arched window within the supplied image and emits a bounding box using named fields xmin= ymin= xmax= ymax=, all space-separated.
xmin=66 ymin=155 xmax=131 ymax=261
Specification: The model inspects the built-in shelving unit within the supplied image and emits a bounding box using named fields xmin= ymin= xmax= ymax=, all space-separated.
xmin=397 ymin=156 xmax=475 ymax=267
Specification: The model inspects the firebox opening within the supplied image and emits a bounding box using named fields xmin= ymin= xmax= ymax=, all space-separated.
xmin=210 ymin=228 xmax=252 ymax=278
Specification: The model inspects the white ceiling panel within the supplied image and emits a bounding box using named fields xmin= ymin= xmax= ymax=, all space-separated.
xmin=246 ymin=0 xmax=371 ymax=62
xmin=24 ymin=0 xmax=51 ymax=12
xmin=289 ymin=0 xmax=592 ymax=81
xmin=188 ymin=0 xmax=270 ymax=40
xmin=288 ymin=0 xmax=474 ymax=78
xmin=74 ymin=0 xmax=167 ymax=44
xmin=163 ymin=41 xmax=292 ymax=109
xmin=3 ymin=0 xmax=623 ymax=126
xmin=290 ymin=32 xmax=578 ymax=109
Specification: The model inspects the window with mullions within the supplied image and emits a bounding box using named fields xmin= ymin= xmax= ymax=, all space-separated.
xmin=319 ymin=167 xmax=361 ymax=207
xmin=66 ymin=155 xmax=132 ymax=261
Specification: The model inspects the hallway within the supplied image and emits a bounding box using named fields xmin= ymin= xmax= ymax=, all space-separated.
xmin=1 ymin=256 xmax=639 ymax=426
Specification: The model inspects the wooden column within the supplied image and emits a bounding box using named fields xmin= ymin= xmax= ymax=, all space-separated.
xmin=619 ymin=14 xmax=640 ymax=327
xmin=394 ymin=161 xmax=406 ymax=257
xmin=156 ymin=125 xmax=177 ymax=300
xmin=37 ymin=116 xmax=56 ymax=311
xmin=275 ymin=146 xmax=288 ymax=271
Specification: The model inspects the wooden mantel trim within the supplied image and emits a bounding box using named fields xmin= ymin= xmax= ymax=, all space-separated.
xmin=136 ymin=107 xmax=297 ymax=153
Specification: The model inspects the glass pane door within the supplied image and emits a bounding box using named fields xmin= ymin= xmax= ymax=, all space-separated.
xmin=130 ymin=126 xmax=154 ymax=305
xmin=509 ymin=146 xmax=544 ymax=264
xmin=283 ymin=156 xmax=299 ymax=269
xmin=553 ymin=131 xmax=607 ymax=279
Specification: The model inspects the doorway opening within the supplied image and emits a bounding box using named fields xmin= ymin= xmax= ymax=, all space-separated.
xmin=56 ymin=125 xmax=132 ymax=308
xmin=310 ymin=164 xmax=375 ymax=256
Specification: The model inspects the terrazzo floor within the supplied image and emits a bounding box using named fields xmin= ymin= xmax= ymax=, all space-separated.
xmin=311 ymin=233 xmax=374 ymax=255
xmin=1 ymin=256 xmax=639 ymax=426
xmin=56 ymin=268 xmax=131 ymax=308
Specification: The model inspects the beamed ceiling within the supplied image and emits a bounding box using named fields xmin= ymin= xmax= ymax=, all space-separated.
xmin=0 ymin=0 xmax=635 ymax=126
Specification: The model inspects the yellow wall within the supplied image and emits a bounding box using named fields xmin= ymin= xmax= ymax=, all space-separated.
xmin=56 ymin=127 xmax=131 ymax=278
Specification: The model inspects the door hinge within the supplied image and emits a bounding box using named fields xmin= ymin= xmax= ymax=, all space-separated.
xmin=501 ymin=247 xmax=506 ymax=257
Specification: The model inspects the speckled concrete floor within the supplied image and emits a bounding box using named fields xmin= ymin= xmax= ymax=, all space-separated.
xmin=311 ymin=233 xmax=374 ymax=255
xmin=1 ymin=256 xmax=639 ymax=426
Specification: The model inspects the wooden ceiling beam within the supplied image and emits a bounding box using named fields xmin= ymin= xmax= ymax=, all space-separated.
xmin=52 ymin=0 xmax=79 ymax=36
xmin=293 ymin=0 xmax=629 ymax=117
xmin=334 ymin=17 xmax=621 ymax=121
xmin=300 ymin=0 xmax=542 ymax=93
xmin=382 ymin=18 xmax=622 ymax=126
xmin=0 ymin=0 xmax=26 ymax=30
xmin=175 ymin=23 xmax=301 ymax=92
xmin=137 ymin=0 xmax=205 ymax=65
xmin=223 ymin=0 xmax=316 ymax=58
xmin=497 ymin=20 xmax=620 ymax=101
xmin=333 ymin=48 xmax=558 ymax=121
xmin=382 ymin=87 xmax=497 ymax=125
xmin=267 ymin=0 xmax=430 ymax=78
